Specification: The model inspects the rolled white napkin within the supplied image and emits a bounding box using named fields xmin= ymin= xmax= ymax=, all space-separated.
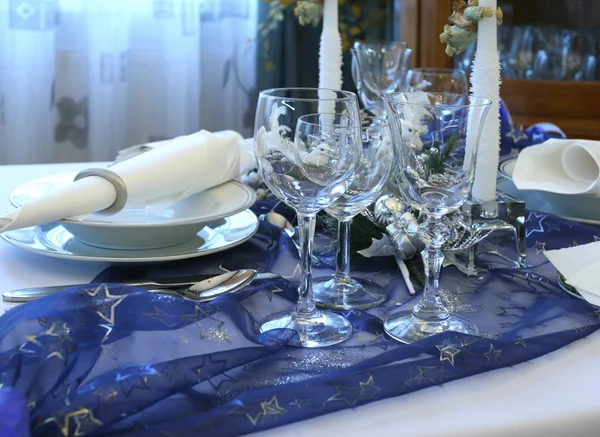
xmin=513 ymin=139 xmax=600 ymax=195
xmin=0 ymin=130 xmax=256 ymax=234
xmin=544 ymin=242 xmax=600 ymax=306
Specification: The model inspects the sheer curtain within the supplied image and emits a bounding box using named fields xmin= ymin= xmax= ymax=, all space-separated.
xmin=0 ymin=0 xmax=257 ymax=164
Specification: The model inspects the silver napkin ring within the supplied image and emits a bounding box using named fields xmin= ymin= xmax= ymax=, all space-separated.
xmin=74 ymin=168 xmax=128 ymax=215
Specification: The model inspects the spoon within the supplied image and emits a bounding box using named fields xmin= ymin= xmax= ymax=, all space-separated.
xmin=148 ymin=269 xmax=280 ymax=302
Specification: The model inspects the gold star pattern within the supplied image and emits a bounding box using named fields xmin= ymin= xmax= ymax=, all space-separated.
xmin=328 ymin=376 xmax=381 ymax=406
xmin=99 ymin=324 xmax=116 ymax=360
xmin=282 ymin=264 xmax=302 ymax=280
xmin=16 ymin=321 xmax=74 ymax=361
xmin=93 ymin=387 xmax=118 ymax=402
xmin=407 ymin=366 xmax=439 ymax=384
xmin=260 ymin=396 xmax=286 ymax=416
xmin=436 ymin=344 xmax=461 ymax=366
xmin=196 ymin=318 xmax=231 ymax=343
xmin=546 ymin=221 xmax=561 ymax=232
xmin=483 ymin=343 xmax=503 ymax=363
xmin=45 ymin=408 xmax=102 ymax=437
xmin=289 ymin=398 xmax=311 ymax=409
xmin=144 ymin=306 xmax=188 ymax=328
xmin=83 ymin=284 xmax=126 ymax=325
xmin=229 ymin=396 xmax=286 ymax=426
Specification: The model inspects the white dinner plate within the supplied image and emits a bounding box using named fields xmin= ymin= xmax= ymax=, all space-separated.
xmin=9 ymin=172 xmax=256 ymax=249
xmin=0 ymin=210 xmax=259 ymax=263
xmin=498 ymin=157 xmax=600 ymax=225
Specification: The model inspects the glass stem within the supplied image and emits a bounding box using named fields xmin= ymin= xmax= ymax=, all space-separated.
xmin=334 ymin=218 xmax=352 ymax=284
xmin=295 ymin=213 xmax=317 ymax=316
xmin=413 ymin=216 xmax=450 ymax=322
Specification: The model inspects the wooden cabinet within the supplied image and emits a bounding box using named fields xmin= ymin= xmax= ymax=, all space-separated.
xmin=400 ymin=0 xmax=600 ymax=140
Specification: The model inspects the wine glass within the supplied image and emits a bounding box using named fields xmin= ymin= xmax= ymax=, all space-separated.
xmin=351 ymin=41 xmax=412 ymax=116
xmin=313 ymin=116 xmax=393 ymax=310
xmin=402 ymin=68 xmax=469 ymax=95
xmin=381 ymin=92 xmax=491 ymax=343
xmin=254 ymin=88 xmax=361 ymax=348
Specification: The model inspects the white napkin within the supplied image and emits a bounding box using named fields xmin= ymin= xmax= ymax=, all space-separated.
xmin=544 ymin=242 xmax=600 ymax=306
xmin=513 ymin=139 xmax=600 ymax=195
xmin=0 ymin=130 xmax=256 ymax=233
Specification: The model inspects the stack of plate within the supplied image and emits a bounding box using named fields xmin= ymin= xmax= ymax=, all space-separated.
xmin=2 ymin=173 xmax=259 ymax=263
xmin=498 ymin=157 xmax=600 ymax=225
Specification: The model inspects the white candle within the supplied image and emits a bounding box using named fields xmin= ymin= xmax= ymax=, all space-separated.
xmin=470 ymin=0 xmax=501 ymax=202
xmin=318 ymin=0 xmax=342 ymax=91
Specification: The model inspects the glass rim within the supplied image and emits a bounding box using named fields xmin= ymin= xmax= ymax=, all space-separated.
xmin=259 ymin=87 xmax=357 ymax=102
xmin=407 ymin=67 xmax=467 ymax=75
xmin=353 ymin=40 xmax=408 ymax=48
xmin=381 ymin=91 xmax=492 ymax=107
xmin=297 ymin=113 xmax=361 ymax=129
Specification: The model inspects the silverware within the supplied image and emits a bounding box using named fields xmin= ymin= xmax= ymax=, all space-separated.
xmin=2 ymin=270 xmax=280 ymax=303
xmin=150 ymin=269 xmax=280 ymax=302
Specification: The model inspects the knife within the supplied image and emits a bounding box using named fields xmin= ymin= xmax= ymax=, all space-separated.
xmin=2 ymin=270 xmax=280 ymax=303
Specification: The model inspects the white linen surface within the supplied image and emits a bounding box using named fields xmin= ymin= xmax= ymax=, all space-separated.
xmin=0 ymin=130 xmax=255 ymax=233
xmin=513 ymin=139 xmax=600 ymax=195
xmin=544 ymin=242 xmax=600 ymax=306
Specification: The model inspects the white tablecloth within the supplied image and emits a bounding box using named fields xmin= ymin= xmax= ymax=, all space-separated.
xmin=1 ymin=163 xmax=599 ymax=437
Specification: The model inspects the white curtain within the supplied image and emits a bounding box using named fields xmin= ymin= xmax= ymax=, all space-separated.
xmin=0 ymin=0 xmax=257 ymax=164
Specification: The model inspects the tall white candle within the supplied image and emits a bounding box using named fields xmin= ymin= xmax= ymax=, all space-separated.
xmin=318 ymin=0 xmax=342 ymax=91
xmin=470 ymin=0 xmax=500 ymax=202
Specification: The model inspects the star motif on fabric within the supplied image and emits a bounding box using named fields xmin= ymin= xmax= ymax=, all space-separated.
xmin=190 ymin=354 xmax=231 ymax=388
xmin=595 ymin=235 xmax=600 ymax=242
xmin=483 ymin=343 xmax=503 ymax=363
xmin=571 ymin=321 xmax=591 ymax=334
xmin=546 ymin=221 xmax=561 ymax=233
xmin=326 ymin=375 xmax=381 ymax=407
xmin=180 ymin=304 xmax=215 ymax=323
xmin=498 ymin=306 xmax=526 ymax=318
xmin=196 ymin=318 xmax=231 ymax=343
xmin=406 ymin=366 xmax=439 ymax=385
xmin=525 ymin=212 xmax=546 ymax=238
xmin=506 ymin=124 xmax=529 ymax=143
xmin=93 ymin=387 xmax=118 ymax=402
xmin=534 ymin=241 xmax=546 ymax=254
xmin=47 ymin=408 xmax=102 ymax=437
xmin=144 ymin=306 xmax=188 ymax=328
xmin=514 ymin=338 xmax=527 ymax=348
xmin=436 ymin=344 xmax=461 ymax=366
xmin=16 ymin=321 xmax=75 ymax=361
xmin=263 ymin=286 xmax=283 ymax=302
xmin=99 ymin=324 xmax=116 ymax=360
xmin=260 ymin=396 xmax=286 ymax=416
xmin=243 ymin=362 xmax=259 ymax=374
xmin=289 ymin=398 xmax=312 ymax=409
xmin=282 ymin=264 xmax=302 ymax=280
xmin=493 ymin=290 xmax=512 ymax=300
xmin=116 ymin=365 xmax=156 ymax=397
xmin=83 ymin=284 xmax=126 ymax=325
xmin=229 ymin=396 xmax=286 ymax=426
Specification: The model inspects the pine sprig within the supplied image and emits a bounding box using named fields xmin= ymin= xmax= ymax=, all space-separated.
xmin=316 ymin=211 xmax=384 ymax=258
xmin=423 ymin=133 xmax=460 ymax=177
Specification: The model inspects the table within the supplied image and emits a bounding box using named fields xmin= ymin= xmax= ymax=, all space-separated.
xmin=1 ymin=163 xmax=599 ymax=437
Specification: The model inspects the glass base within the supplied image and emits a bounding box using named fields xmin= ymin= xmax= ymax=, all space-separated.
xmin=383 ymin=310 xmax=478 ymax=344
xmin=260 ymin=309 xmax=353 ymax=348
xmin=444 ymin=190 xmax=527 ymax=276
xmin=313 ymin=277 xmax=389 ymax=310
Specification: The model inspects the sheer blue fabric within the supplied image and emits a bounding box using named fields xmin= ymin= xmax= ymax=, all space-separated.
xmin=1 ymin=203 xmax=598 ymax=437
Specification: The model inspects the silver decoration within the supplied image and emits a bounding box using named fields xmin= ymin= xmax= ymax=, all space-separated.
xmin=373 ymin=194 xmax=407 ymax=226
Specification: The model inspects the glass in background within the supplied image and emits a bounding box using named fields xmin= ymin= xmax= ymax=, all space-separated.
xmin=351 ymin=41 xmax=412 ymax=115
xmin=402 ymin=68 xmax=469 ymax=94
xmin=313 ymin=116 xmax=393 ymax=310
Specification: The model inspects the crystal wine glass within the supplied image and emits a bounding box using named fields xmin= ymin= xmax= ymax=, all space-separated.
xmin=254 ymin=88 xmax=361 ymax=348
xmin=351 ymin=41 xmax=412 ymax=116
xmin=381 ymin=92 xmax=491 ymax=343
xmin=402 ymin=68 xmax=469 ymax=95
xmin=313 ymin=116 xmax=393 ymax=310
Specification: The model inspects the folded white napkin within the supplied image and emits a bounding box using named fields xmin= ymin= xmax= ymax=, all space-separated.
xmin=544 ymin=242 xmax=600 ymax=306
xmin=513 ymin=139 xmax=600 ymax=195
xmin=0 ymin=130 xmax=256 ymax=233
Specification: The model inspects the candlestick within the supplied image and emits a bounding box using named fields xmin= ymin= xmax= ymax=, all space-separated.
xmin=469 ymin=0 xmax=501 ymax=202
xmin=318 ymin=0 xmax=342 ymax=91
